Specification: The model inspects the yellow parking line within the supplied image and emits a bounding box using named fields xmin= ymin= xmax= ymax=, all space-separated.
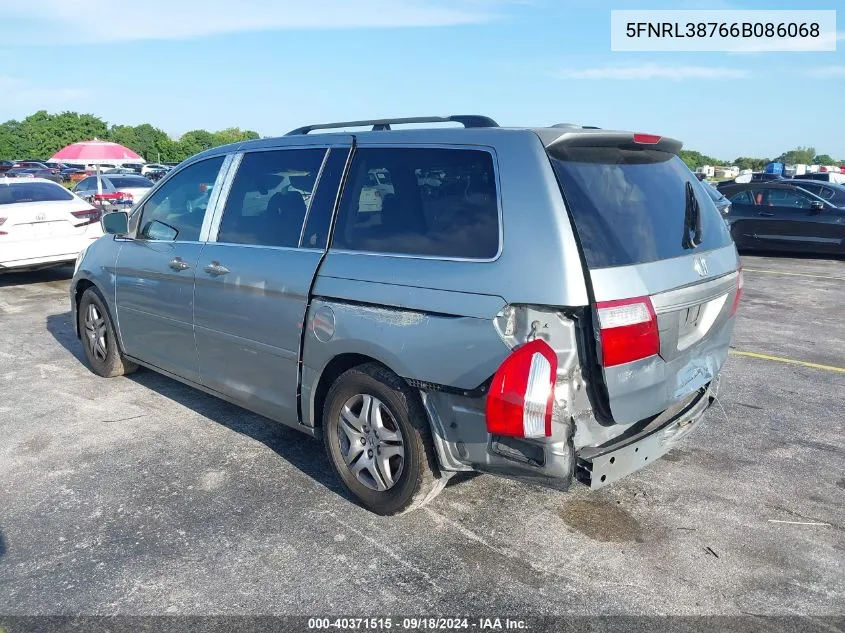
xmin=743 ymin=268 xmax=845 ymax=281
xmin=730 ymin=350 xmax=845 ymax=374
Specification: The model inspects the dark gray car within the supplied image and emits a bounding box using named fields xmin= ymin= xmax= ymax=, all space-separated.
xmin=70 ymin=116 xmax=740 ymax=515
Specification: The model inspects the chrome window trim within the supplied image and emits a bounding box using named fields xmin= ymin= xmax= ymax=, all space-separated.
xmin=327 ymin=142 xmax=504 ymax=263
xmin=129 ymin=155 xmax=230 ymax=244
xmin=203 ymin=153 xmax=241 ymax=242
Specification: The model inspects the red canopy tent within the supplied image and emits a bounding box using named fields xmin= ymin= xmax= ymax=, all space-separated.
xmin=50 ymin=139 xmax=143 ymax=166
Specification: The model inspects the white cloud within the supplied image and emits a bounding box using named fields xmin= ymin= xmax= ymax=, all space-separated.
xmin=0 ymin=76 xmax=89 ymax=110
xmin=556 ymin=63 xmax=750 ymax=80
xmin=0 ymin=0 xmax=508 ymax=45
xmin=808 ymin=65 xmax=845 ymax=78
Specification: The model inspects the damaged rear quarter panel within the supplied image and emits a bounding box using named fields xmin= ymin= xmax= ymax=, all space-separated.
xmin=300 ymin=278 xmax=510 ymax=428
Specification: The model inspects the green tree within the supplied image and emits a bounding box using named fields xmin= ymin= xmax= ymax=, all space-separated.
xmin=212 ymin=127 xmax=260 ymax=146
xmin=776 ymin=146 xmax=815 ymax=165
xmin=679 ymin=149 xmax=724 ymax=171
xmin=812 ymin=154 xmax=835 ymax=166
xmin=174 ymin=130 xmax=216 ymax=160
xmin=733 ymin=157 xmax=769 ymax=171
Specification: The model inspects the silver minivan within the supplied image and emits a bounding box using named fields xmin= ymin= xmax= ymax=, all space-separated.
xmin=70 ymin=116 xmax=741 ymax=515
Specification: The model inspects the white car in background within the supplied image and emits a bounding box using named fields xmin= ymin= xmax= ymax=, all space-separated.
xmin=0 ymin=178 xmax=103 ymax=272
xmin=73 ymin=174 xmax=155 ymax=206
xmin=141 ymin=163 xmax=169 ymax=176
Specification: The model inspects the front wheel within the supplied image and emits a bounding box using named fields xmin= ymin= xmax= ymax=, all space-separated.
xmin=323 ymin=363 xmax=446 ymax=515
xmin=78 ymin=288 xmax=138 ymax=378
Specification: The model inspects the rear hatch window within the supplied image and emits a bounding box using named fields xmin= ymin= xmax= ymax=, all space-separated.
xmin=549 ymin=146 xmax=732 ymax=268
xmin=0 ymin=182 xmax=74 ymax=204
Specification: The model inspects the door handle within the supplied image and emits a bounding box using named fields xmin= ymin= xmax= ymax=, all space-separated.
xmin=757 ymin=212 xmax=775 ymax=217
xmin=203 ymin=261 xmax=230 ymax=276
xmin=168 ymin=257 xmax=191 ymax=271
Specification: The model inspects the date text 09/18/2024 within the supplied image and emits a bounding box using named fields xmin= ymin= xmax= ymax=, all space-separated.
xmin=307 ymin=617 xmax=528 ymax=630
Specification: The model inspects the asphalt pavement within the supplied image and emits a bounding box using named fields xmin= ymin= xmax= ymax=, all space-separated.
xmin=0 ymin=254 xmax=843 ymax=617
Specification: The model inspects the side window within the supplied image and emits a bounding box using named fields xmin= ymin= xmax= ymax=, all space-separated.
xmin=216 ymin=148 xmax=326 ymax=248
xmin=137 ymin=156 xmax=224 ymax=242
xmin=332 ymin=147 xmax=499 ymax=259
xmin=728 ymin=190 xmax=754 ymax=205
xmin=302 ymin=148 xmax=350 ymax=250
xmin=76 ymin=177 xmax=96 ymax=191
xmin=765 ymin=189 xmax=812 ymax=210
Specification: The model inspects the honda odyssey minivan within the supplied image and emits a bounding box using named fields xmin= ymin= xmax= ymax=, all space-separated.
xmin=70 ymin=115 xmax=741 ymax=515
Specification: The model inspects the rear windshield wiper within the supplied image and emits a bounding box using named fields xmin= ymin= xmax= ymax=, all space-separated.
xmin=682 ymin=181 xmax=703 ymax=249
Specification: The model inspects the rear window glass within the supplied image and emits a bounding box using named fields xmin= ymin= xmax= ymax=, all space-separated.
xmin=108 ymin=176 xmax=153 ymax=188
xmin=550 ymin=148 xmax=732 ymax=268
xmin=0 ymin=182 xmax=74 ymax=204
xmin=333 ymin=147 xmax=499 ymax=259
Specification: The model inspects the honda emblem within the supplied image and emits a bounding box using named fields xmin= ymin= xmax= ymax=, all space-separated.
xmin=693 ymin=256 xmax=709 ymax=277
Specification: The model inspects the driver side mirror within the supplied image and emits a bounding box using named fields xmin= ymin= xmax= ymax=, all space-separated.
xmin=101 ymin=211 xmax=129 ymax=236
xmin=810 ymin=200 xmax=825 ymax=213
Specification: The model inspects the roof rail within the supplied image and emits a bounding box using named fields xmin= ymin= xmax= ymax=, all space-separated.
xmin=551 ymin=123 xmax=602 ymax=129
xmin=285 ymin=115 xmax=499 ymax=136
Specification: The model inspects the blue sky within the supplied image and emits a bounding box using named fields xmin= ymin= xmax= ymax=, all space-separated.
xmin=0 ymin=0 xmax=842 ymax=160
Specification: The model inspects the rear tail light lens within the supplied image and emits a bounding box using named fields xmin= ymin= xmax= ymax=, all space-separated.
xmin=486 ymin=339 xmax=557 ymax=439
xmin=596 ymin=296 xmax=659 ymax=367
xmin=71 ymin=208 xmax=102 ymax=226
xmin=730 ymin=268 xmax=743 ymax=317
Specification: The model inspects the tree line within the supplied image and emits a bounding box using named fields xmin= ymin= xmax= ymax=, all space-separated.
xmin=1 ymin=110 xmax=841 ymax=170
xmin=680 ymin=147 xmax=842 ymax=172
xmin=0 ymin=111 xmax=259 ymax=163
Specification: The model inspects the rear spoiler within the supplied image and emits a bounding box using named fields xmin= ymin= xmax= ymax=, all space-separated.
xmin=544 ymin=130 xmax=683 ymax=156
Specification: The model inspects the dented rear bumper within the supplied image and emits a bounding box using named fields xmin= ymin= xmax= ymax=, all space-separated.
xmin=575 ymin=380 xmax=716 ymax=489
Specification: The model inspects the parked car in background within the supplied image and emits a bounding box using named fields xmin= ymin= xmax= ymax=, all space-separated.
xmin=122 ymin=163 xmax=145 ymax=174
xmin=5 ymin=167 xmax=63 ymax=183
xmin=0 ymin=160 xmax=14 ymax=175
xmin=790 ymin=180 xmax=845 ymax=208
xmin=796 ymin=172 xmax=845 ymax=185
xmin=0 ymin=178 xmax=102 ymax=272
xmin=73 ymin=174 xmax=155 ymax=206
xmin=104 ymin=168 xmax=141 ymax=175
xmin=145 ymin=168 xmax=168 ymax=182
xmin=702 ymin=180 xmax=731 ymax=218
xmin=60 ymin=166 xmax=88 ymax=183
xmin=720 ymin=181 xmax=844 ymax=254
xmin=141 ymin=163 xmax=170 ymax=176
xmin=70 ymin=115 xmax=740 ymax=515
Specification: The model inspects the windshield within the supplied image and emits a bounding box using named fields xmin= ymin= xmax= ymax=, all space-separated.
xmin=550 ymin=148 xmax=732 ymax=268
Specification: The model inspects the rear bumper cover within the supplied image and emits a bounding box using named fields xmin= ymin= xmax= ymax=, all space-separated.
xmin=575 ymin=379 xmax=716 ymax=489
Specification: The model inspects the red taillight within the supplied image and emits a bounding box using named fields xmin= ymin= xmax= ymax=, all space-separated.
xmin=730 ymin=268 xmax=743 ymax=317
xmin=486 ymin=339 xmax=557 ymax=439
xmin=71 ymin=208 xmax=102 ymax=226
xmin=596 ymin=296 xmax=659 ymax=367
xmin=633 ymin=133 xmax=661 ymax=145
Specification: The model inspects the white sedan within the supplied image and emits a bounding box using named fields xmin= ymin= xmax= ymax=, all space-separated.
xmin=73 ymin=174 xmax=155 ymax=207
xmin=0 ymin=178 xmax=103 ymax=272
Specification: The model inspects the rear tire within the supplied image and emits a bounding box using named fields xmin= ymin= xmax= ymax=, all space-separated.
xmin=78 ymin=288 xmax=138 ymax=378
xmin=323 ymin=363 xmax=446 ymax=515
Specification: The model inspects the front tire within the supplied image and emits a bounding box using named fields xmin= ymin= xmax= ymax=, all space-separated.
xmin=78 ymin=288 xmax=138 ymax=378
xmin=323 ymin=363 xmax=445 ymax=515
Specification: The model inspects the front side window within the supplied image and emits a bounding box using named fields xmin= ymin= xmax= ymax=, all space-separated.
xmin=137 ymin=156 xmax=224 ymax=242
xmin=729 ymin=190 xmax=755 ymax=205
xmin=757 ymin=188 xmax=813 ymax=210
xmin=333 ymin=147 xmax=499 ymax=259
xmin=216 ymin=148 xmax=326 ymax=247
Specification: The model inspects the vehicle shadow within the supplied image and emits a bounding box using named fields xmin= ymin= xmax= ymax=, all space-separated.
xmin=0 ymin=265 xmax=74 ymax=288
xmin=45 ymin=310 xmax=350 ymax=501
